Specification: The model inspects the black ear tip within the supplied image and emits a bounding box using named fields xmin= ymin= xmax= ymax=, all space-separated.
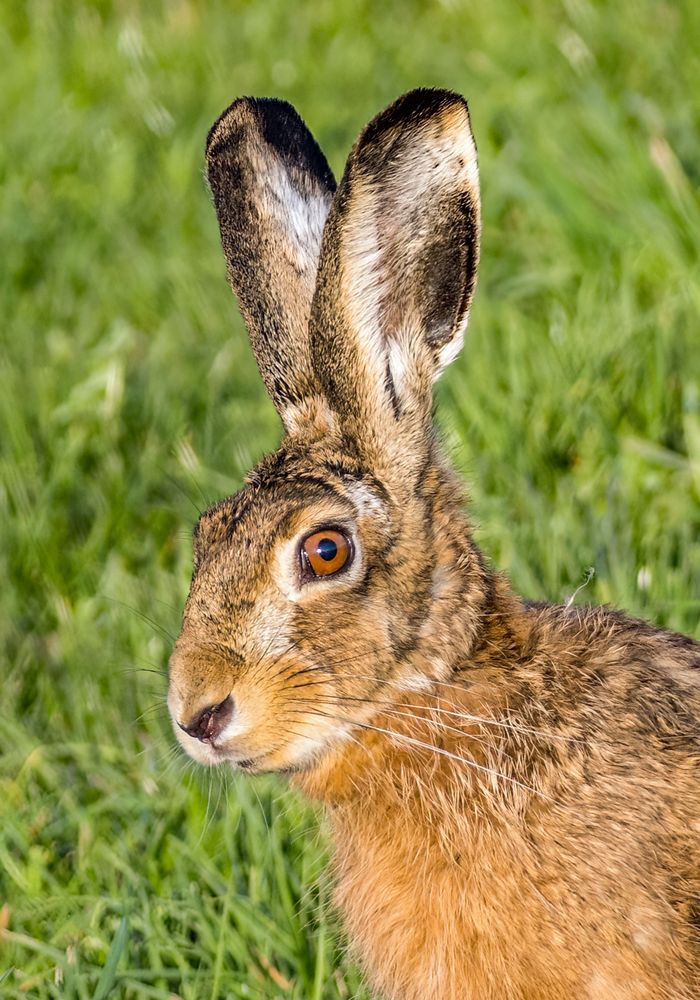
xmin=205 ymin=96 xmax=335 ymax=190
xmin=391 ymin=87 xmax=468 ymax=114
xmin=360 ymin=88 xmax=471 ymax=149
xmin=205 ymin=96 xmax=287 ymax=161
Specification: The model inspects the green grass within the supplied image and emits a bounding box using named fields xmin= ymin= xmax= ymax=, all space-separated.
xmin=1 ymin=0 xmax=699 ymax=996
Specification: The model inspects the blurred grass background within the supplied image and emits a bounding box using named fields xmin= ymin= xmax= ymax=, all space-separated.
xmin=1 ymin=0 xmax=699 ymax=996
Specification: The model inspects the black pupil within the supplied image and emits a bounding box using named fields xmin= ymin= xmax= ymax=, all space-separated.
xmin=317 ymin=537 xmax=338 ymax=561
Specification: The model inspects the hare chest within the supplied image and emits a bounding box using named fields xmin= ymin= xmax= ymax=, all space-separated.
xmin=329 ymin=812 xmax=548 ymax=1000
xmin=328 ymin=810 xmax=679 ymax=1000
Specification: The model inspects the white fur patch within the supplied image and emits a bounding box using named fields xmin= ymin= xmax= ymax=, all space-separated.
xmin=430 ymin=566 xmax=450 ymax=601
xmin=264 ymin=158 xmax=331 ymax=273
xmin=277 ymin=725 xmax=353 ymax=770
xmin=388 ymin=336 xmax=409 ymax=396
xmin=346 ymin=481 xmax=387 ymax=520
xmin=587 ymin=970 xmax=643 ymax=1000
xmin=629 ymin=904 xmax=667 ymax=954
xmin=245 ymin=601 xmax=292 ymax=660
xmin=341 ymin=181 xmax=389 ymax=387
xmin=216 ymin=701 xmax=252 ymax=744
xmin=435 ymin=326 xmax=465 ymax=379
xmin=397 ymin=673 xmax=433 ymax=693
xmin=338 ymin=101 xmax=480 ymax=402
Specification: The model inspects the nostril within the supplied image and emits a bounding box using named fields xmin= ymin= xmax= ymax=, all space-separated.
xmin=179 ymin=695 xmax=234 ymax=743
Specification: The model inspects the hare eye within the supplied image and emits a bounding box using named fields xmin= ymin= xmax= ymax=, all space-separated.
xmin=301 ymin=529 xmax=352 ymax=579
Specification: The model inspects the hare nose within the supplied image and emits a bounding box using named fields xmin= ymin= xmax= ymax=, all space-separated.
xmin=179 ymin=695 xmax=234 ymax=743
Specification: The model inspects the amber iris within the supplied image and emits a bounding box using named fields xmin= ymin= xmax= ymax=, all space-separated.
xmin=302 ymin=529 xmax=351 ymax=577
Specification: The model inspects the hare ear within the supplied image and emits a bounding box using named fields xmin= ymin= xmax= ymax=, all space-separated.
xmin=206 ymin=98 xmax=336 ymax=421
xmin=309 ymin=89 xmax=480 ymax=449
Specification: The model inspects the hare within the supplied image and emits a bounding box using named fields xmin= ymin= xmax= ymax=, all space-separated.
xmin=167 ymin=90 xmax=700 ymax=999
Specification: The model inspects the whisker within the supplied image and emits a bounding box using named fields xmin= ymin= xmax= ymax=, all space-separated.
xmin=355 ymin=719 xmax=545 ymax=798
xmin=269 ymin=634 xmax=582 ymax=747
xmin=288 ymin=678 xmax=577 ymax=747
xmin=309 ymin=640 xmax=398 ymax=672
xmin=285 ymin=677 xmax=333 ymax=692
xmin=279 ymin=664 xmax=332 ymax=688
xmin=300 ymin=707 xmax=547 ymax=799
xmin=340 ymin=673 xmax=585 ymax=746
xmin=197 ymin=767 xmax=219 ymax=847
xmin=118 ymin=665 xmax=167 ymax=679
xmin=159 ymin=464 xmax=206 ymax=516
xmin=136 ymin=741 xmax=182 ymax=770
xmin=245 ymin=633 xmax=297 ymax=687
xmin=151 ymin=596 xmax=183 ymax=616
xmin=133 ymin=701 xmax=168 ymax=725
xmin=269 ymin=638 xmax=552 ymax=742
xmin=102 ymin=595 xmax=176 ymax=643
xmin=296 ymin=697 xmax=508 ymax=754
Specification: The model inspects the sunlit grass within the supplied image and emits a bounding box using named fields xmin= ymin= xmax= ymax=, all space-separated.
xmin=1 ymin=0 xmax=699 ymax=996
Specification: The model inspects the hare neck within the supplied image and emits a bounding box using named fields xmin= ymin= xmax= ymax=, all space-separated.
xmin=290 ymin=551 xmax=544 ymax=1000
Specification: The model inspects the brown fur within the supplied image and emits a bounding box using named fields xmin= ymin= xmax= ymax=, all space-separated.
xmin=168 ymin=90 xmax=700 ymax=998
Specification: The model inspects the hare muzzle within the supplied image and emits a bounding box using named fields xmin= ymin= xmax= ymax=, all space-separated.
xmin=176 ymin=694 xmax=234 ymax=744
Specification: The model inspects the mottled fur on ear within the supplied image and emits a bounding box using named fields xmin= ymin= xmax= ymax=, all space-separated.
xmin=309 ymin=89 xmax=480 ymax=448
xmin=206 ymin=97 xmax=336 ymax=421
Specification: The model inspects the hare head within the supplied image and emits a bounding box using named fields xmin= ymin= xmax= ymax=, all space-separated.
xmin=166 ymin=92 xmax=700 ymax=1000
xmin=168 ymin=90 xmax=487 ymax=775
